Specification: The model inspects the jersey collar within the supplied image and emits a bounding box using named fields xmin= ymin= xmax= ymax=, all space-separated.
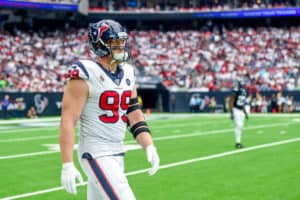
xmin=95 ymin=62 xmax=124 ymax=86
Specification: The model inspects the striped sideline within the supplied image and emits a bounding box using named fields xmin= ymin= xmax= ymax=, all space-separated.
xmin=1 ymin=137 xmax=300 ymax=200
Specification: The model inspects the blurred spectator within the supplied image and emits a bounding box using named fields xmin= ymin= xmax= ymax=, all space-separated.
xmin=251 ymin=96 xmax=257 ymax=113
xmin=225 ymin=96 xmax=230 ymax=112
xmin=1 ymin=94 xmax=10 ymax=119
xmin=16 ymin=97 xmax=26 ymax=118
xmin=27 ymin=106 xmax=38 ymax=119
xmin=195 ymin=95 xmax=202 ymax=112
xmin=200 ymin=95 xmax=210 ymax=111
xmin=270 ymin=94 xmax=278 ymax=112
xmin=170 ymin=93 xmax=176 ymax=112
xmin=189 ymin=94 xmax=197 ymax=112
xmin=277 ymin=92 xmax=285 ymax=113
xmin=261 ymin=96 xmax=268 ymax=113
xmin=286 ymin=95 xmax=294 ymax=113
xmin=208 ymin=96 xmax=217 ymax=113
xmin=0 ymin=79 xmax=6 ymax=90
xmin=256 ymin=92 xmax=262 ymax=113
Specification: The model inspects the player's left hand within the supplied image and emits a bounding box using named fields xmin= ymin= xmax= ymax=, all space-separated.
xmin=146 ymin=144 xmax=160 ymax=176
xmin=61 ymin=162 xmax=84 ymax=195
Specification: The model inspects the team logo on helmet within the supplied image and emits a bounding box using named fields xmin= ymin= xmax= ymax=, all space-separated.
xmin=98 ymin=24 xmax=109 ymax=40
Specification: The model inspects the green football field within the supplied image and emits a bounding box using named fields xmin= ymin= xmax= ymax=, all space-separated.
xmin=0 ymin=113 xmax=300 ymax=200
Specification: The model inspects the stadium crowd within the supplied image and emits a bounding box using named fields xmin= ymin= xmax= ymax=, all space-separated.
xmin=0 ymin=28 xmax=88 ymax=92
xmin=89 ymin=0 xmax=299 ymax=12
xmin=131 ymin=26 xmax=300 ymax=92
xmin=0 ymin=26 xmax=299 ymax=92
xmin=26 ymin=0 xmax=80 ymax=4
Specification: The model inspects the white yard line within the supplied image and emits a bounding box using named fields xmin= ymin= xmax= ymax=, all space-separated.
xmin=0 ymin=127 xmax=58 ymax=135
xmin=1 ymin=113 xmax=298 ymax=125
xmin=0 ymin=135 xmax=57 ymax=142
xmin=0 ymin=118 xmax=60 ymax=125
xmin=1 ymin=113 xmax=295 ymax=134
xmin=0 ymin=151 xmax=57 ymax=160
xmin=1 ymin=137 xmax=300 ymax=200
xmin=0 ymin=122 xmax=297 ymax=159
xmin=127 ymin=122 xmax=296 ymax=143
xmin=0 ymin=118 xmax=294 ymax=143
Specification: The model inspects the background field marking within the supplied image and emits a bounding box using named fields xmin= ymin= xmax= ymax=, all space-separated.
xmin=0 ymin=151 xmax=57 ymax=160
xmin=128 ymin=122 xmax=296 ymax=143
xmin=0 ymin=119 xmax=297 ymax=143
xmin=0 ymin=127 xmax=58 ymax=135
xmin=0 ymin=121 xmax=296 ymax=160
xmin=0 ymin=135 xmax=57 ymax=142
xmin=1 ymin=137 xmax=300 ymax=200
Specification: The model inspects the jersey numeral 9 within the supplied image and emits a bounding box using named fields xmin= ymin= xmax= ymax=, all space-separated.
xmin=99 ymin=90 xmax=131 ymax=123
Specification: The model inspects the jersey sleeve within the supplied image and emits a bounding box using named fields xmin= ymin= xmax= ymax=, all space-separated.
xmin=66 ymin=61 xmax=90 ymax=80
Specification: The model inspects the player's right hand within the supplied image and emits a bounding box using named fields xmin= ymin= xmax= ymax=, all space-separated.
xmin=61 ymin=162 xmax=84 ymax=195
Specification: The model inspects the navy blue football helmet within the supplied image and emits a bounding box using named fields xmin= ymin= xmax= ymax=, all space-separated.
xmin=88 ymin=19 xmax=129 ymax=61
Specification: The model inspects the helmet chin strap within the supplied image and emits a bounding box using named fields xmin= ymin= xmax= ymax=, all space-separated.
xmin=108 ymin=59 xmax=118 ymax=73
xmin=108 ymin=50 xmax=128 ymax=73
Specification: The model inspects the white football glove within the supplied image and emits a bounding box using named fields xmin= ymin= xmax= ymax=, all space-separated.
xmin=61 ymin=162 xmax=84 ymax=195
xmin=146 ymin=144 xmax=160 ymax=176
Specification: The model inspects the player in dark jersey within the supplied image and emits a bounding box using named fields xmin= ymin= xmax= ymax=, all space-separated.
xmin=229 ymin=80 xmax=249 ymax=149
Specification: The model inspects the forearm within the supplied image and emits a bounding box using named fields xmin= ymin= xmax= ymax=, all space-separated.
xmin=60 ymin=119 xmax=76 ymax=163
xmin=136 ymin=132 xmax=153 ymax=150
xmin=128 ymin=109 xmax=144 ymax=125
xmin=128 ymin=109 xmax=153 ymax=149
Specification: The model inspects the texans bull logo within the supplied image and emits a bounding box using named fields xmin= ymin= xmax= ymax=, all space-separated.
xmin=34 ymin=94 xmax=48 ymax=114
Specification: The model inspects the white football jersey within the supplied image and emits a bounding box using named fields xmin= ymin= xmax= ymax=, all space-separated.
xmin=67 ymin=59 xmax=135 ymax=157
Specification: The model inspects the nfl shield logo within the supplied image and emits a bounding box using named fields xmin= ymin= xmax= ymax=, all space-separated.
xmin=99 ymin=76 xmax=105 ymax=82
xmin=126 ymin=79 xmax=131 ymax=86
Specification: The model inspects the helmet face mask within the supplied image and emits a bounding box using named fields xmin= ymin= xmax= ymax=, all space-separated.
xmin=88 ymin=19 xmax=129 ymax=61
xmin=107 ymin=38 xmax=129 ymax=61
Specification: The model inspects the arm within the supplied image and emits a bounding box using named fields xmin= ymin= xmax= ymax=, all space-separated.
xmin=59 ymin=78 xmax=88 ymax=194
xmin=127 ymin=85 xmax=153 ymax=149
xmin=60 ymin=78 xmax=88 ymax=163
xmin=228 ymin=94 xmax=236 ymax=120
xmin=127 ymin=85 xmax=159 ymax=175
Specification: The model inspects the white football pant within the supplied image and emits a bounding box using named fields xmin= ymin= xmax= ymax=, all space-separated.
xmin=233 ymin=107 xmax=245 ymax=144
xmin=79 ymin=152 xmax=136 ymax=200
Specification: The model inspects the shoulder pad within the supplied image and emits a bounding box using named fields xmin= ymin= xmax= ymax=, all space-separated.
xmin=66 ymin=61 xmax=89 ymax=80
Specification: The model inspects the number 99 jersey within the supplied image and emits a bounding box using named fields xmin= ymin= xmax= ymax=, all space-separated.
xmin=67 ymin=60 xmax=135 ymax=157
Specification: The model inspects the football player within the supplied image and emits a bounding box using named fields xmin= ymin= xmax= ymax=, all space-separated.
xmin=229 ymin=80 xmax=249 ymax=149
xmin=59 ymin=19 xmax=160 ymax=200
